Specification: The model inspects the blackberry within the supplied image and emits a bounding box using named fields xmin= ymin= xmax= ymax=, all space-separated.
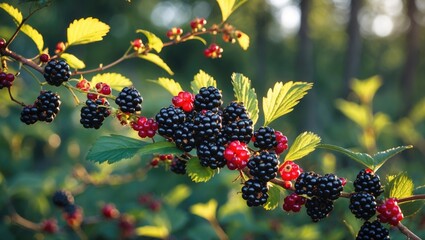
xmin=52 ymin=190 xmax=74 ymax=208
xmin=115 ymin=87 xmax=143 ymax=113
xmin=253 ymin=126 xmax=277 ymax=150
xmin=196 ymin=140 xmax=226 ymax=169
xmin=155 ymin=106 xmax=186 ymax=139
xmin=222 ymin=102 xmax=250 ymax=123
xmin=20 ymin=105 xmax=39 ymax=125
xmin=317 ymin=173 xmax=344 ymax=200
xmin=305 ymin=197 xmax=334 ymax=222
xmin=356 ymin=220 xmax=390 ymax=240
xmin=173 ymin=122 xmax=196 ymax=152
xmin=43 ymin=59 xmax=71 ymax=86
xmin=223 ymin=119 xmax=253 ymax=144
xmin=349 ymin=192 xmax=377 ymax=220
xmin=194 ymin=86 xmax=223 ymax=111
xmin=80 ymin=99 xmax=111 ymax=129
xmin=295 ymin=171 xmax=321 ymax=197
xmin=170 ymin=155 xmax=188 ymax=174
xmin=35 ymin=90 xmax=61 ymax=122
xmin=193 ymin=110 xmax=222 ymax=141
xmin=241 ymin=179 xmax=269 ymax=207
xmin=354 ymin=169 xmax=384 ymax=197
xmin=247 ymin=151 xmax=279 ymax=182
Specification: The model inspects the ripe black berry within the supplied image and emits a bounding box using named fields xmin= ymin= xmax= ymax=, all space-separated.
xmin=356 ymin=220 xmax=390 ymax=240
xmin=43 ymin=59 xmax=71 ymax=86
xmin=253 ymin=126 xmax=277 ymax=150
xmin=295 ymin=171 xmax=321 ymax=197
xmin=247 ymin=151 xmax=279 ymax=182
xmin=222 ymin=102 xmax=250 ymax=123
xmin=223 ymin=119 xmax=253 ymax=144
xmin=156 ymin=105 xmax=186 ymax=139
xmin=170 ymin=155 xmax=188 ymax=174
xmin=115 ymin=87 xmax=143 ymax=113
xmin=193 ymin=110 xmax=222 ymax=141
xmin=196 ymin=140 xmax=226 ymax=169
xmin=80 ymin=99 xmax=111 ymax=129
xmin=305 ymin=197 xmax=334 ymax=222
xmin=194 ymin=86 xmax=223 ymax=111
xmin=317 ymin=173 xmax=343 ymax=201
xmin=349 ymin=192 xmax=377 ymax=220
xmin=20 ymin=105 xmax=39 ymax=125
xmin=35 ymin=90 xmax=61 ymax=122
xmin=52 ymin=190 xmax=74 ymax=208
xmin=241 ymin=179 xmax=269 ymax=207
xmin=354 ymin=169 xmax=384 ymax=197
xmin=173 ymin=122 xmax=196 ymax=152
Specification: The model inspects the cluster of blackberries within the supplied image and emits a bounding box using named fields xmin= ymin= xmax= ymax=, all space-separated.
xmin=80 ymin=98 xmax=111 ymax=129
xmin=20 ymin=90 xmax=61 ymax=125
xmin=52 ymin=190 xmax=83 ymax=227
xmin=294 ymin=171 xmax=344 ymax=221
xmin=44 ymin=59 xmax=71 ymax=86
xmin=115 ymin=87 xmax=143 ymax=113
xmin=170 ymin=154 xmax=190 ymax=175
xmin=0 ymin=71 xmax=15 ymax=89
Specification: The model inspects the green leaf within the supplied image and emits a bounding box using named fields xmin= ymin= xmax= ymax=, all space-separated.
xmin=60 ymin=53 xmax=85 ymax=69
xmin=236 ymin=31 xmax=250 ymax=50
xmin=399 ymin=201 xmax=424 ymax=217
xmin=136 ymin=29 xmax=163 ymax=53
xmin=385 ymin=172 xmax=414 ymax=199
xmin=216 ymin=0 xmax=247 ymax=22
xmin=136 ymin=225 xmax=169 ymax=238
xmin=148 ymin=77 xmax=183 ymax=96
xmin=317 ymin=144 xmax=375 ymax=169
xmin=190 ymin=70 xmax=217 ymax=93
xmin=190 ymin=199 xmax=218 ymax=221
xmin=263 ymin=81 xmax=313 ymax=126
xmin=231 ymin=73 xmax=259 ymax=125
xmin=335 ymin=100 xmax=368 ymax=128
xmin=263 ymin=183 xmax=280 ymax=210
xmin=138 ymin=53 xmax=174 ymax=75
xmin=186 ymin=157 xmax=216 ymax=183
xmin=372 ymin=145 xmax=413 ymax=171
xmin=285 ymin=132 xmax=321 ymax=161
xmin=0 ymin=3 xmax=23 ymax=24
xmin=20 ymin=24 xmax=44 ymax=52
xmin=86 ymin=134 xmax=144 ymax=164
xmin=138 ymin=141 xmax=183 ymax=157
xmin=91 ymin=73 xmax=132 ymax=91
xmin=67 ymin=17 xmax=110 ymax=46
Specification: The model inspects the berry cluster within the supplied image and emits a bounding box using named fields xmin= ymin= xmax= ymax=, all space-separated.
xmin=0 ymin=71 xmax=15 ymax=89
xmin=283 ymin=193 xmax=306 ymax=212
xmin=204 ymin=43 xmax=223 ymax=59
xmin=115 ymin=87 xmax=143 ymax=113
xmin=20 ymin=90 xmax=61 ymax=125
xmin=80 ymin=98 xmax=111 ymax=129
xmin=294 ymin=171 xmax=344 ymax=221
xmin=131 ymin=116 xmax=158 ymax=138
xmin=166 ymin=27 xmax=183 ymax=41
xmin=377 ymin=198 xmax=403 ymax=226
xmin=43 ymin=59 xmax=71 ymax=86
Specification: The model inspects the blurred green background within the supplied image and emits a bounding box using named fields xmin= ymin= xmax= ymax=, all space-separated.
xmin=1 ymin=0 xmax=425 ymax=239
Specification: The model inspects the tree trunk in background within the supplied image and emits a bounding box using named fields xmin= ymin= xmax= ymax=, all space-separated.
xmin=296 ymin=0 xmax=316 ymax=130
xmin=401 ymin=0 xmax=420 ymax=112
xmin=343 ymin=0 xmax=363 ymax=96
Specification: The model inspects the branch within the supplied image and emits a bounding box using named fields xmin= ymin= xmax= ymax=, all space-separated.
xmin=398 ymin=194 xmax=425 ymax=203
xmin=0 ymin=48 xmax=43 ymax=74
xmin=397 ymin=222 xmax=422 ymax=240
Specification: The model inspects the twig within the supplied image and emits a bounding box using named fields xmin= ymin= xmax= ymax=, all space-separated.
xmin=209 ymin=217 xmax=229 ymax=240
xmin=0 ymin=48 xmax=43 ymax=73
xmin=9 ymin=212 xmax=41 ymax=231
xmin=8 ymin=87 xmax=26 ymax=106
xmin=398 ymin=194 xmax=425 ymax=203
xmin=397 ymin=222 xmax=422 ymax=240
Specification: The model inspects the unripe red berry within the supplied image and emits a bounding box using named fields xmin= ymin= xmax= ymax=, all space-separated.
xmin=100 ymin=84 xmax=112 ymax=95
xmin=119 ymin=215 xmax=135 ymax=238
xmin=282 ymin=180 xmax=293 ymax=189
xmin=377 ymin=198 xmax=404 ymax=226
xmin=40 ymin=53 xmax=50 ymax=63
xmin=132 ymin=38 xmax=143 ymax=50
xmin=87 ymin=93 xmax=98 ymax=100
xmin=5 ymin=73 xmax=15 ymax=82
xmin=63 ymin=205 xmax=83 ymax=227
xmin=55 ymin=42 xmax=65 ymax=53
xmin=204 ymin=44 xmax=223 ymax=59
xmin=40 ymin=218 xmax=59 ymax=234
xmin=131 ymin=116 xmax=158 ymax=138
xmin=274 ymin=131 xmax=288 ymax=154
xmin=0 ymin=38 xmax=6 ymax=48
xmin=149 ymin=200 xmax=161 ymax=212
xmin=172 ymin=91 xmax=195 ymax=112
xmin=150 ymin=157 xmax=160 ymax=167
xmin=166 ymin=27 xmax=183 ymax=41
xmin=76 ymin=79 xmax=91 ymax=92
xmin=224 ymin=140 xmax=250 ymax=170
xmin=190 ymin=18 xmax=207 ymax=32
xmin=102 ymin=204 xmax=120 ymax=219
xmin=279 ymin=161 xmax=302 ymax=181
xmin=283 ymin=193 xmax=306 ymax=213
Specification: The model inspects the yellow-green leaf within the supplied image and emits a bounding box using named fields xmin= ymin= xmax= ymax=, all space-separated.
xmin=190 ymin=199 xmax=217 ymax=221
xmin=351 ymin=76 xmax=382 ymax=104
xmin=237 ymin=31 xmax=250 ymax=50
xmin=263 ymin=183 xmax=280 ymax=210
xmin=386 ymin=172 xmax=414 ymax=199
xmin=91 ymin=73 xmax=132 ymax=91
xmin=136 ymin=225 xmax=169 ymax=238
xmin=336 ymin=100 xmax=368 ymax=128
xmin=148 ymin=78 xmax=183 ymax=96
xmin=186 ymin=157 xmax=216 ymax=183
xmin=0 ymin=3 xmax=23 ymax=24
xmin=231 ymin=73 xmax=259 ymax=125
xmin=191 ymin=70 xmax=217 ymax=93
xmin=285 ymin=132 xmax=321 ymax=161
xmin=67 ymin=17 xmax=110 ymax=46
xmin=60 ymin=53 xmax=85 ymax=69
xmin=216 ymin=0 xmax=247 ymax=22
xmin=263 ymin=81 xmax=313 ymax=126
xmin=20 ymin=24 xmax=44 ymax=53
xmin=136 ymin=29 xmax=163 ymax=53
xmin=138 ymin=53 xmax=174 ymax=75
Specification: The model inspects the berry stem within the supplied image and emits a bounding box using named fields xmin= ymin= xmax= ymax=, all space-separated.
xmin=397 ymin=222 xmax=421 ymax=240
xmin=7 ymin=87 xmax=26 ymax=106
xmin=72 ymin=52 xmax=134 ymax=76
xmin=398 ymin=194 xmax=425 ymax=203
xmin=63 ymin=84 xmax=81 ymax=105
xmin=0 ymin=48 xmax=44 ymax=74
xmin=21 ymin=65 xmax=43 ymax=85
xmin=8 ymin=212 xmax=41 ymax=231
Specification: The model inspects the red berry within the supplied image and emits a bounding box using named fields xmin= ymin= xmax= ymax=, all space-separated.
xmin=5 ymin=73 xmax=14 ymax=82
xmin=55 ymin=42 xmax=65 ymax=53
xmin=40 ymin=218 xmax=58 ymax=233
xmin=340 ymin=177 xmax=347 ymax=186
xmin=158 ymin=154 xmax=173 ymax=161
xmin=101 ymin=84 xmax=112 ymax=95
xmin=76 ymin=79 xmax=91 ymax=91
xmin=377 ymin=198 xmax=404 ymax=226
xmin=283 ymin=193 xmax=306 ymax=213
xmin=149 ymin=200 xmax=161 ymax=212
xmin=279 ymin=161 xmax=302 ymax=181
xmin=40 ymin=53 xmax=50 ymax=63
xmin=63 ymin=205 xmax=83 ymax=227
xmin=224 ymin=140 xmax=250 ymax=170
xmin=190 ymin=18 xmax=207 ymax=32
xmin=150 ymin=157 xmax=160 ymax=167
xmin=138 ymin=194 xmax=152 ymax=205
xmin=0 ymin=38 xmax=6 ymax=48
xmin=204 ymin=44 xmax=223 ymax=59
xmin=102 ymin=204 xmax=120 ymax=219
xmin=131 ymin=116 xmax=158 ymax=138
xmin=132 ymin=38 xmax=143 ymax=50
xmin=274 ymin=131 xmax=288 ymax=154
xmin=172 ymin=91 xmax=195 ymax=112
xmin=119 ymin=215 xmax=135 ymax=238
xmin=87 ymin=92 xmax=98 ymax=100
xmin=166 ymin=27 xmax=183 ymax=40
xmin=282 ymin=180 xmax=293 ymax=189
